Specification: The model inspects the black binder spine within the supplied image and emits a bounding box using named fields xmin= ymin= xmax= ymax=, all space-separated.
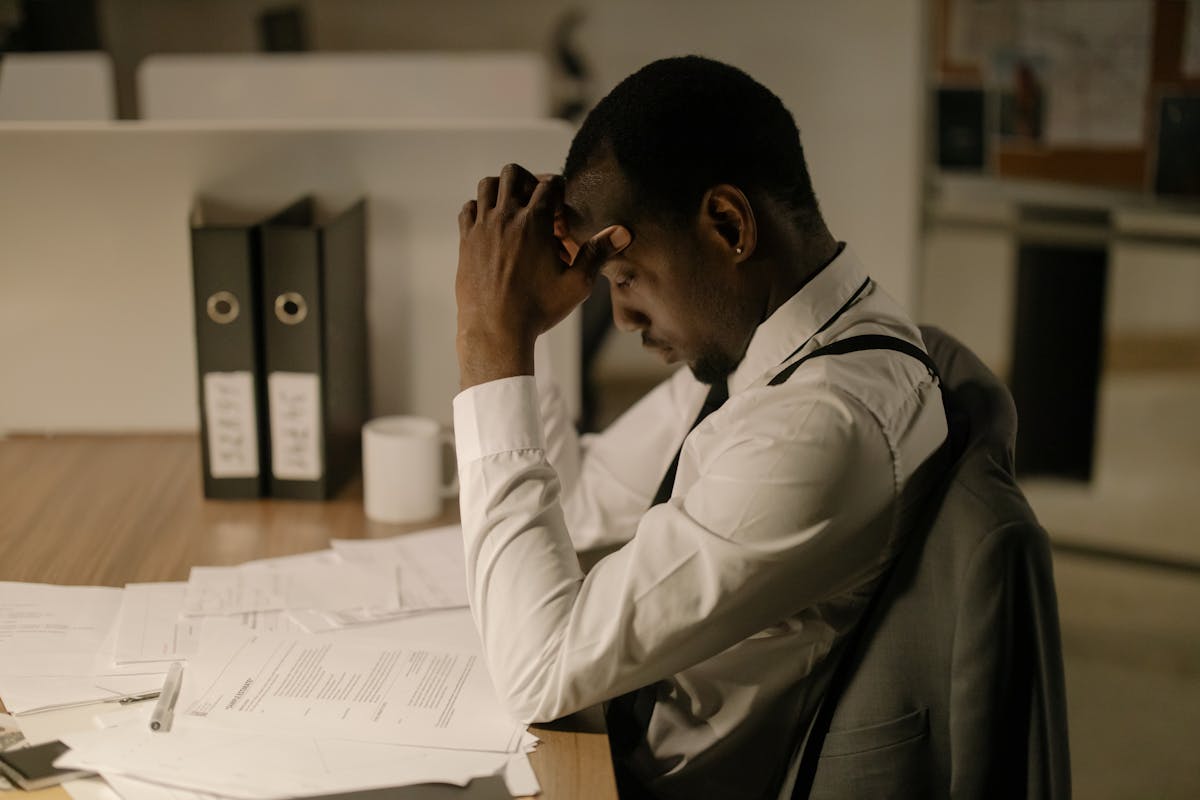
xmin=190 ymin=212 xmax=270 ymax=499
xmin=262 ymin=197 xmax=367 ymax=500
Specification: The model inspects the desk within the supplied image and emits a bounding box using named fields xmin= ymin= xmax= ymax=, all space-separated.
xmin=0 ymin=434 xmax=618 ymax=800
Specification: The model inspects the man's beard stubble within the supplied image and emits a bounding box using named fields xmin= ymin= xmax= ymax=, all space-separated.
xmin=689 ymin=348 xmax=740 ymax=386
xmin=686 ymin=279 xmax=748 ymax=386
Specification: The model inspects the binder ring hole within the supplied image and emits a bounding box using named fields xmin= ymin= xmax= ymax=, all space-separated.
xmin=275 ymin=292 xmax=308 ymax=325
xmin=206 ymin=291 xmax=240 ymax=325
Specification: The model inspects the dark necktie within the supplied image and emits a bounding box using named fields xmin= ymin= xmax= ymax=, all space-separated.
xmin=650 ymin=379 xmax=730 ymax=507
xmin=606 ymin=377 xmax=730 ymax=760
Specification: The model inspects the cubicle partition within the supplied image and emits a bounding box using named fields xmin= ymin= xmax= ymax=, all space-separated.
xmin=137 ymin=53 xmax=550 ymax=121
xmin=0 ymin=52 xmax=116 ymax=121
xmin=0 ymin=121 xmax=579 ymax=434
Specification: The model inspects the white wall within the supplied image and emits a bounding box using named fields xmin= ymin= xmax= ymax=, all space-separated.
xmin=579 ymin=0 xmax=929 ymax=376
xmin=919 ymin=226 xmax=1017 ymax=373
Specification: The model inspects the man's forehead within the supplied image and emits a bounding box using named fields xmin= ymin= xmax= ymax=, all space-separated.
xmin=563 ymin=157 xmax=629 ymax=236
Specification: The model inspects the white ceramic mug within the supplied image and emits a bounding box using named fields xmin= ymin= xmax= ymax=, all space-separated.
xmin=362 ymin=416 xmax=458 ymax=523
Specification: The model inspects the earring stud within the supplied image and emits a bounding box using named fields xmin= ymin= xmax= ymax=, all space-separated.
xmin=735 ymin=246 xmax=744 ymax=255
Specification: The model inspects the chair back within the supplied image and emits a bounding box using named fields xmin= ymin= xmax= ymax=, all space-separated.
xmin=799 ymin=326 xmax=1071 ymax=800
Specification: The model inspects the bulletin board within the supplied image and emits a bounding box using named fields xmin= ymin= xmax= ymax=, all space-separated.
xmin=933 ymin=0 xmax=1200 ymax=192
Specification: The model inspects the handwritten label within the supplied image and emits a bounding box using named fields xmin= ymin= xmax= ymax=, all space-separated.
xmin=203 ymin=372 xmax=259 ymax=479
xmin=268 ymin=372 xmax=322 ymax=481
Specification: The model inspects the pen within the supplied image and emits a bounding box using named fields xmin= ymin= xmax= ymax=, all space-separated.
xmin=149 ymin=662 xmax=184 ymax=732
xmin=118 ymin=690 xmax=160 ymax=705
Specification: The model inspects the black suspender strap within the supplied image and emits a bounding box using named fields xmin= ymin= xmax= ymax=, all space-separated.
xmin=650 ymin=279 xmax=878 ymax=509
xmin=769 ymin=333 xmax=940 ymax=388
xmin=781 ymin=335 xmax=948 ymax=800
xmin=775 ymin=277 xmax=872 ymax=369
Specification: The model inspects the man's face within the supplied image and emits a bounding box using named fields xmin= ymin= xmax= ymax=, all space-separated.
xmin=560 ymin=158 xmax=753 ymax=385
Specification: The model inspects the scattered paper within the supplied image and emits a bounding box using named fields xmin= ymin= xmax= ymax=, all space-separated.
xmin=115 ymin=582 xmax=306 ymax=664
xmin=0 ymin=583 xmax=166 ymax=714
xmin=504 ymin=753 xmax=541 ymax=797
xmin=177 ymin=631 xmax=525 ymax=753
xmin=0 ymin=674 xmax=167 ymax=716
xmin=305 ymin=606 xmax=483 ymax=651
xmin=331 ymin=525 xmax=469 ymax=618
xmin=3 ymin=554 xmax=540 ymax=799
xmin=182 ymin=557 xmax=396 ymax=617
xmin=15 ymin=701 xmax=130 ymax=746
xmin=102 ymin=773 xmax=224 ymax=800
xmin=0 ymin=582 xmax=123 ymax=674
xmin=62 ymin=776 xmax=122 ymax=800
xmin=61 ymin=724 xmax=514 ymax=800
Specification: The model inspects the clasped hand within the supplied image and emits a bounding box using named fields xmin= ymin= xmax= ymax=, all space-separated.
xmin=456 ymin=162 xmax=630 ymax=390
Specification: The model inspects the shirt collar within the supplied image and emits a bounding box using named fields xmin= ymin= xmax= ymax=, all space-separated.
xmin=727 ymin=244 xmax=870 ymax=397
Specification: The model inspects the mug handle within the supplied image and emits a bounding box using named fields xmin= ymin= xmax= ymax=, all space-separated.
xmin=441 ymin=430 xmax=459 ymax=497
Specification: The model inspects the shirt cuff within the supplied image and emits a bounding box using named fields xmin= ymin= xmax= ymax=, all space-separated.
xmin=453 ymin=375 xmax=546 ymax=465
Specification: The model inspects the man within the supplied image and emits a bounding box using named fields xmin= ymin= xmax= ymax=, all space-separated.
xmin=453 ymin=57 xmax=947 ymax=799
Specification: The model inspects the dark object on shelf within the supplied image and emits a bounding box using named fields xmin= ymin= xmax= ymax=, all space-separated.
xmin=257 ymin=5 xmax=308 ymax=53
xmin=936 ymin=87 xmax=986 ymax=170
xmin=4 ymin=0 xmax=100 ymax=51
xmin=1153 ymin=95 xmax=1200 ymax=198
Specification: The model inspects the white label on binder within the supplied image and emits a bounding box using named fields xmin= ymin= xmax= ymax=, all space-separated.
xmin=268 ymin=372 xmax=323 ymax=481
xmin=203 ymin=371 xmax=259 ymax=479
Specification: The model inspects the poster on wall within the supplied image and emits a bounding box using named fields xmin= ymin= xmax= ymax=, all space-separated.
xmin=946 ymin=0 xmax=1152 ymax=147
xmin=948 ymin=0 xmax=1019 ymax=66
xmin=1017 ymin=0 xmax=1151 ymax=147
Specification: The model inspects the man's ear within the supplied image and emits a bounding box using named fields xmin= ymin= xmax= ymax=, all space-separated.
xmin=700 ymin=184 xmax=757 ymax=263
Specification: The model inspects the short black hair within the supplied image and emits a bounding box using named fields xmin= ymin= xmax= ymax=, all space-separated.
xmin=564 ymin=56 xmax=821 ymax=231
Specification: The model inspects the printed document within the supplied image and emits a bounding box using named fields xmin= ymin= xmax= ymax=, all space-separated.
xmin=0 ymin=582 xmax=123 ymax=674
xmin=178 ymin=632 xmax=525 ymax=753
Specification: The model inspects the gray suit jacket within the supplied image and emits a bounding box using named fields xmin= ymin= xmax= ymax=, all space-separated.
xmin=802 ymin=326 xmax=1071 ymax=799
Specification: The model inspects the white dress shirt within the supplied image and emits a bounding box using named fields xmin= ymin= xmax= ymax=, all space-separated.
xmin=453 ymin=246 xmax=947 ymax=800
